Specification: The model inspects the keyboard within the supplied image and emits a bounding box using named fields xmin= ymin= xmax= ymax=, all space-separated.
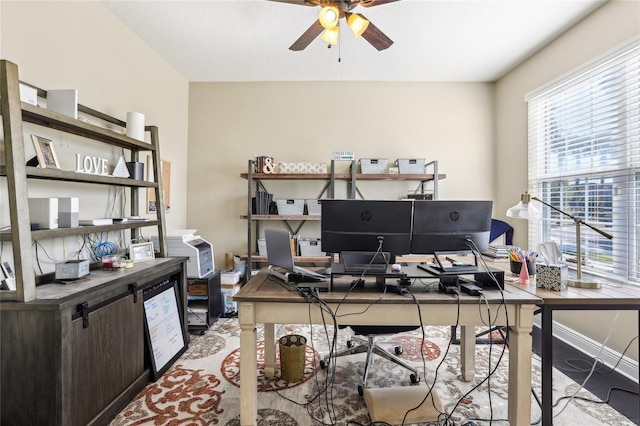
xmin=440 ymin=265 xmax=479 ymax=273
xmin=343 ymin=263 xmax=387 ymax=274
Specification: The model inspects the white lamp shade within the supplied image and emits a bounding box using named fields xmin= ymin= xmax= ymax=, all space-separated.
xmin=506 ymin=193 xmax=541 ymax=219
xmin=347 ymin=13 xmax=369 ymax=37
xmin=320 ymin=27 xmax=339 ymax=45
xmin=319 ymin=6 xmax=339 ymax=29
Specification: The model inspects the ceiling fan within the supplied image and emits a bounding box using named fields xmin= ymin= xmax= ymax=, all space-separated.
xmin=268 ymin=0 xmax=400 ymax=51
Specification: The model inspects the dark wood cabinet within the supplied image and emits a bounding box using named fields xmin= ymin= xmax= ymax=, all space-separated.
xmin=187 ymin=271 xmax=222 ymax=333
xmin=0 ymin=257 xmax=187 ymax=426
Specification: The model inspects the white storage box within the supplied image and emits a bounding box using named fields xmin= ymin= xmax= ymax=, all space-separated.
xmin=221 ymin=270 xmax=242 ymax=285
xmin=276 ymin=199 xmax=304 ymax=215
xmin=221 ymin=283 xmax=241 ymax=314
xmin=305 ymin=199 xmax=322 ymax=215
xmin=258 ymin=238 xmax=267 ymax=256
xmin=359 ymin=158 xmax=388 ymax=174
xmin=396 ymin=158 xmax=426 ymax=174
xmin=299 ymin=237 xmax=325 ymax=257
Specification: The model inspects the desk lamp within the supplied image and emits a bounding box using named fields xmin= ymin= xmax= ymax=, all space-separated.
xmin=506 ymin=192 xmax=613 ymax=289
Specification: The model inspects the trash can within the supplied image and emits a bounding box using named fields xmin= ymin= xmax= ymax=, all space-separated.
xmin=278 ymin=334 xmax=307 ymax=382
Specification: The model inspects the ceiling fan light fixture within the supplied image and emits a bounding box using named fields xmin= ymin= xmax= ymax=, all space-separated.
xmin=319 ymin=6 xmax=339 ymax=29
xmin=347 ymin=13 xmax=369 ymax=37
xmin=320 ymin=26 xmax=339 ymax=45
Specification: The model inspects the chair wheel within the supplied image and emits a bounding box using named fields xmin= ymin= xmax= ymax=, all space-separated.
xmin=358 ymin=385 xmax=364 ymax=396
xmin=320 ymin=359 xmax=328 ymax=369
xmin=347 ymin=340 xmax=356 ymax=349
xmin=394 ymin=346 xmax=403 ymax=355
xmin=410 ymin=373 xmax=420 ymax=384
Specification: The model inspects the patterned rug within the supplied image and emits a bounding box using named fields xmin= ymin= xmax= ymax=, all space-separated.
xmin=110 ymin=318 xmax=634 ymax=425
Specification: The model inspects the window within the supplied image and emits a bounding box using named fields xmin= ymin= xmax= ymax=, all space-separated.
xmin=526 ymin=36 xmax=640 ymax=285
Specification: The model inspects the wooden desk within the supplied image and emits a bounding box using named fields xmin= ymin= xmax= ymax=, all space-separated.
xmin=233 ymin=269 xmax=541 ymax=426
xmin=487 ymin=260 xmax=640 ymax=426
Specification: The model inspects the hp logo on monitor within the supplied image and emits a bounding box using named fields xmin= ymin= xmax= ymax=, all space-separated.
xmin=360 ymin=210 xmax=373 ymax=222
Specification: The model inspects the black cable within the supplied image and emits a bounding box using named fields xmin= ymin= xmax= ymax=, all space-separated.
xmin=440 ymin=238 xmax=510 ymax=425
xmin=402 ymin=288 xmax=460 ymax=426
xmin=561 ymin=334 xmax=639 ymax=375
xmin=530 ymin=386 xmax=639 ymax=425
xmin=266 ymin=291 xmax=341 ymax=425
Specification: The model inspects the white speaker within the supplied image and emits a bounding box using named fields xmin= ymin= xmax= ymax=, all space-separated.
xmin=47 ymin=89 xmax=78 ymax=119
xmin=28 ymin=198 xmax=58 ymax=229
xmin=58 ymin=197 xmax=79 ymax=228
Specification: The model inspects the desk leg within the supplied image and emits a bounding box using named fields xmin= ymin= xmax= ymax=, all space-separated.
xmin=460 ymin=326 xmax=476 ymax=381
xmin=264 ymin=323 xmax=276 ymax=378
xmin=239 ymin=302 xmax=257 ymax=426
xmin=541 ymin=306 xmax=553 ymax=426
xmin=508 ymin=305 xmax=535 ymax=426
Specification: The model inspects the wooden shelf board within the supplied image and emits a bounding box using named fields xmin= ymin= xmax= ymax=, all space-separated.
xmin=0 ymin=220 xmax=161 ymax=241
xmin=241 ymin=172 xmax=445 ymax=181
xmin=241 ymin=173 xmax=331 ymax=180
xmin=354 ymin=173 xmax=446 ymax=181
xmin=1 ymin=166 xmax=157 ymax=187
xmin=21 ymin=103 xmax=155 ymax=151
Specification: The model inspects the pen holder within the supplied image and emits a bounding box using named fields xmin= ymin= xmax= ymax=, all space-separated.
xmin=509 ymin=259 xmax=536 ymax=276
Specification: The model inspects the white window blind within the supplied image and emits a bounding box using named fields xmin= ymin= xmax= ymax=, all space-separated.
xmin=526 ymin=36 xmax=640 ymax=285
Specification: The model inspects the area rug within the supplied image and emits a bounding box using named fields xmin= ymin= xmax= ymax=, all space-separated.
xmin=110 ymin=318 xmax=634 ymax=425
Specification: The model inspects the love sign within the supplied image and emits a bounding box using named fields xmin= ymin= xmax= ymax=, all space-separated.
xmin=75 ymin=154 xmax=109 ymax=175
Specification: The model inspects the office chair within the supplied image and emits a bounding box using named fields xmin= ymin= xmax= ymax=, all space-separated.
xmin=489 ymin=218 xmax=514 ymax=245
xmin=320 ymin=325 xmax=421 ymax=396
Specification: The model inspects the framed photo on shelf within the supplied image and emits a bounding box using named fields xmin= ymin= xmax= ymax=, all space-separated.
xmin=130 ymin=242 xmax=155 ymax=263
xmin=31 ymin=135 xmax=60 ymax=169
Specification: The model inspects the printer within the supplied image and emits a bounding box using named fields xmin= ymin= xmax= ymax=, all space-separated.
xmin=152 ymin=230 xmax=214 ymax=278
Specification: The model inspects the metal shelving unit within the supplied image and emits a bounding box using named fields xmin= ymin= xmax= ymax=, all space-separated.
xmin=240 ymin=159 xmax=445 ymax=281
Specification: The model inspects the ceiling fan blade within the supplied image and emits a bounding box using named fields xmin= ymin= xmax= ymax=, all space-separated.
xmin=289 ymin=19 xmax=324 ymax=51
xmin=359 ymin=0 xmax=401 ymax=8
xmin=266 ymin=0 xmax=319 ymax=6
xmin=359 ymin=15 xmax=394 ymax=51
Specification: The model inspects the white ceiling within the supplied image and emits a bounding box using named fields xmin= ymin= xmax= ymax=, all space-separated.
xmin=102 ymin=0 xmax=606 ymax=82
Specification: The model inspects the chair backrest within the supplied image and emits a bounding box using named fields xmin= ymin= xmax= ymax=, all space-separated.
xmin=490 ymin=219 xmax=513 ymax=245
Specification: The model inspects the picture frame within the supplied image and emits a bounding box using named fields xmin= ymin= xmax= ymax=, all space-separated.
xmin=130 ymin=242 xmax=155 ymax=263
xmin=31 ymin=135 xmax=60 ymax=169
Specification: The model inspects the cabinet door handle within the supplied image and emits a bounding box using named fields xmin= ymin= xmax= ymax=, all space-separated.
xmin=129 ymin=283 xmax=139 ymax=303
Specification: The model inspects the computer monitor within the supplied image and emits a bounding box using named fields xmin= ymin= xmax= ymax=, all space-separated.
xmin=411 ymin=200 xmax=493 ymax=255
xmin=321 ymin=199 xmax=413 ymax=260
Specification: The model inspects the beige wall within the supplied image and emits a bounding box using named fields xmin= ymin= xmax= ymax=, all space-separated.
xmin=495 ymin=0 xmax=640 ymax=361
xmin=187 ymin=82 xmax=495 ymax=268
xmin=0 ymin=1 xmax=189 ymax=271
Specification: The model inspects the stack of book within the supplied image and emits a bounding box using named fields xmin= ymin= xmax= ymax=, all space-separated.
xmin=253 ymin=190 xmax=273 ymax=215
xmin=482 ymin=244 xmax=513 ymax=261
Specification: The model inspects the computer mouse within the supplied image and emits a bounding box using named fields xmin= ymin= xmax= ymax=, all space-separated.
xmin=391 ymin=263 xmax=402 ymax=272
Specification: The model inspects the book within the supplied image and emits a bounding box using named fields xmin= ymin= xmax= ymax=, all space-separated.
xmin=481 ymin=253 xmax=510 ymax=263
xmin=483 ymin=244 xmax=513 ymax=258
xmin=79 ymin=218 xmax=113 ymax=226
